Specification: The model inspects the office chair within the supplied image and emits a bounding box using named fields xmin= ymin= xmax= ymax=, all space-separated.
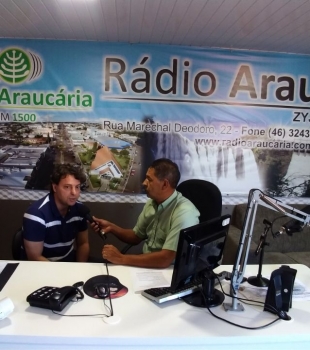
xmin=12 ymin=228 xmax=24 ymax=260
xmin=176 ymin=179 xmax=222 ymax=223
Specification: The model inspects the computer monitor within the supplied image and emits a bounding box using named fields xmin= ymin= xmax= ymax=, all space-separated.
xmin=171 ymin=214 xmax=231 ymax=308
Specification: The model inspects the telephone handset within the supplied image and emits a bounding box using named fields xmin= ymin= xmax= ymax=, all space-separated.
xmin=27 ymin=285 xmax=84 ymax=311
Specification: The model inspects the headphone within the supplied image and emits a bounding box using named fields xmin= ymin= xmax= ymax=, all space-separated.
xmin=73 ymin=281 xmax=85 ymax=300
xmin=74 ymin=287 xmax=84 ymax=301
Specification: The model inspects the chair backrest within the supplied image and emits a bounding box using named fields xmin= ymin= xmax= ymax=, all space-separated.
xmin=12 ymin=228 xmax=24 ymax=260
xmin=176 ymin=179 xmax=222 ymax=223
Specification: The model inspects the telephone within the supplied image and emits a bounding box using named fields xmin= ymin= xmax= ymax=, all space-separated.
xmin=27 ymin=285 xmax=84 ymax=311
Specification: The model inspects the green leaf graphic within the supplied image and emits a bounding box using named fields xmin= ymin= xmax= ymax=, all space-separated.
xmin=0 ymin=48 xmax=31 ymax=84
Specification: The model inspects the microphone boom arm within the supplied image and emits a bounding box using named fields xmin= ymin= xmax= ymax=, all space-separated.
xmin=223 ymin=188 xmax=310 ymax=312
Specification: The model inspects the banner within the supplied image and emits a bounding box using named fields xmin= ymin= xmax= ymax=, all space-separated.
xmin=0 ymin=39 xmax=309 ymax=199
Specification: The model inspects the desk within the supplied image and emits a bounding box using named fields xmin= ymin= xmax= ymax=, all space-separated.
xmin=1 ymin=261 xmax=310 ymax=350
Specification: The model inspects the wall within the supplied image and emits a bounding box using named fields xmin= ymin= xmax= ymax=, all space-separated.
xmin=0 ymin=200 xmax=145 ymax=261
xmin=0 ymin=199 xmax=234 ymax=261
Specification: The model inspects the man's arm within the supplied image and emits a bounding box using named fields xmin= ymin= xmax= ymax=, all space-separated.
xmin=92 ymin=216 xmax=143 ymax=245
xmin=76 ymin=229 xmax=90 ymax=262
xmin=23 ymin=239 xmax=49 ymax=261
xmin=23 ymin=210 xmax=49 ymax=261
xmin=102 ymin=244 xmax=175 ymax=268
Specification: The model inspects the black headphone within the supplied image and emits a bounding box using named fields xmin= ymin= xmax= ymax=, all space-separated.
xmin=73 ymin=281 xmax=85 ymax=300
xmin=74 ymin=287 xmax=84 ymax=300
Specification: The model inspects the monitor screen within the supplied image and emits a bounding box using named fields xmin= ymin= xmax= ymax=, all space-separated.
xmin=171 ymin=214 xmax=231 ymax=308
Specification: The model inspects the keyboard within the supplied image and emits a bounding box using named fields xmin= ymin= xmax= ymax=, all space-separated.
xmin=142 ymin=282 xmax=200 ymax=304
xmin=141 ymin=271 xmax=231 ymax=304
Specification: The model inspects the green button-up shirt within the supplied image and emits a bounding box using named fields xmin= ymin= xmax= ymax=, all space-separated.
xmin=133 ymin=191 xmax=200 ymax=253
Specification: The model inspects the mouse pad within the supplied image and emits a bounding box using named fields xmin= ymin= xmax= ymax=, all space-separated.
xmin=83 ymin=275 xmax=128 ymax=299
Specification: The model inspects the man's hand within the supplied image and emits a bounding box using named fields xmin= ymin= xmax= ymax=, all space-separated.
xmin=90 ymin=216 xmax=113 ymax=234
xmin=90 ymin=217 xmax=142 ymax=245
xmin=102 ymin=244 xmax=124 ymax=264
xmin=102 ymin=244 xmax=176 ymax=268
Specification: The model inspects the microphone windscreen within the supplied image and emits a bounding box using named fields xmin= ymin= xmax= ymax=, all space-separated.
xmin=77 ymin=203 xmax=90 ymax=215
xmin=77 ymin=204 xmax=94 ymax=223
xmin=77 ymin=204 xmax=106 ymax=240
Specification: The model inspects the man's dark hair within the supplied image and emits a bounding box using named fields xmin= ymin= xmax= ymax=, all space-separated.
xmin=50 ymin=163 xmax=86 ymax=193
xmin=150 ymin=158 xmax=180 ymax=188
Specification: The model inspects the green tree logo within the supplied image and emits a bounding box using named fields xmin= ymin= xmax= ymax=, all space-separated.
xmin=0 ymin=47 xmax=43 ymax=84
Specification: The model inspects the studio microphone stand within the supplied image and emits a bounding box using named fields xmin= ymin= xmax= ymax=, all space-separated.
xmin=247 ymin=219 xmax=271 ymax=287
xmin=224 ymin=189 xmax=310 ymax=313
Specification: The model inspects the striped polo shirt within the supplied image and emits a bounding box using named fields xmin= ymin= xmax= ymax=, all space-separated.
xmin=22 ymin=193 xmax=88 ymax=262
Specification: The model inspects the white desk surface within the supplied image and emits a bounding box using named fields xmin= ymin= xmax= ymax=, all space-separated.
xmin=1 ymin=261 xmax=310 ymax=350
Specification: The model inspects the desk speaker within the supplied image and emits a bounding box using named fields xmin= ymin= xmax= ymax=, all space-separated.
xmin=264 ymin=265 xmax=297 ymax=315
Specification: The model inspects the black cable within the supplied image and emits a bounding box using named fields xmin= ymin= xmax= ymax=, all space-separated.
xmin=52 ymin=310 xmax=111 ymax=317
xmin=215 ymin=273 xmax=287 ymax=316
xmin=205 ymin=302 xmax=281 ymax=329
xmin=52 ymin=262 xmax=114 ymax=318
xmin=51 ymin=297 xmax=111 ymax=317
xmin=105 ymin=262 xmax=114 ymax=317
xmin=191 ymin=272 xmax=285 ymax=329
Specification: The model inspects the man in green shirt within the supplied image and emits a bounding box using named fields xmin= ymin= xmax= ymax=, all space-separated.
xmin=92 ymin=158 xmax=200 ymax=268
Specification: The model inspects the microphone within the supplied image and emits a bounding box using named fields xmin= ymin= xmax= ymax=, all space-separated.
xmin=282 ymin=220 xmax=303 ymax=236
xmin=255 ymin=219 xmax=271 ymax=255
xmin=274 ymin=205 xmax=310 ymax=237
xmin=77 ymin=204 xmax=106 ymax=241
xmin=255 ymin=240 xmax=264 ymax=255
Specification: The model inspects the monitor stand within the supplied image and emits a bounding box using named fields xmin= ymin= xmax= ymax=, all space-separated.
xmin=182 ymin=270 xmax=224 ymax=308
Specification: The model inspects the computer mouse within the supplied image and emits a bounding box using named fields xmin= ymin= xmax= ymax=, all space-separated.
xmin=95 ymin=285 xmax=110 ymax=298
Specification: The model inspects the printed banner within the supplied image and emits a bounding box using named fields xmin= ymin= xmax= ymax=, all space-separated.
xmin=0 ymin=39 xmax=309 ymax=198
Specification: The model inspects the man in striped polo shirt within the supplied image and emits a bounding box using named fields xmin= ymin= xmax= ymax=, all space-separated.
xmin=22 ymin=164 xmax=90 ymax=262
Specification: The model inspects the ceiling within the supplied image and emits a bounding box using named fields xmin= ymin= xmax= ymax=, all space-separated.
xmin=0 ymin=0 xmax=310 ymax=55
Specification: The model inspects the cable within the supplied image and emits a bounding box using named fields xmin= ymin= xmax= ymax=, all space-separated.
xmin=52 ymin=310 xmax=111 ymax=317
xmin=205 ymin=302 xmax=281 ymax=329
xmin=52 ymin=262 xmax=114 ymax=318
xmin=104 ymin=262 xmax=114 ymax=317
xmin=51 ymin=295 xmax=111 ymax=317
xmin=191 ymin=272 xmax=284 ymax=329
xmin=216 ymin=274 xmax=288 ymax=316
